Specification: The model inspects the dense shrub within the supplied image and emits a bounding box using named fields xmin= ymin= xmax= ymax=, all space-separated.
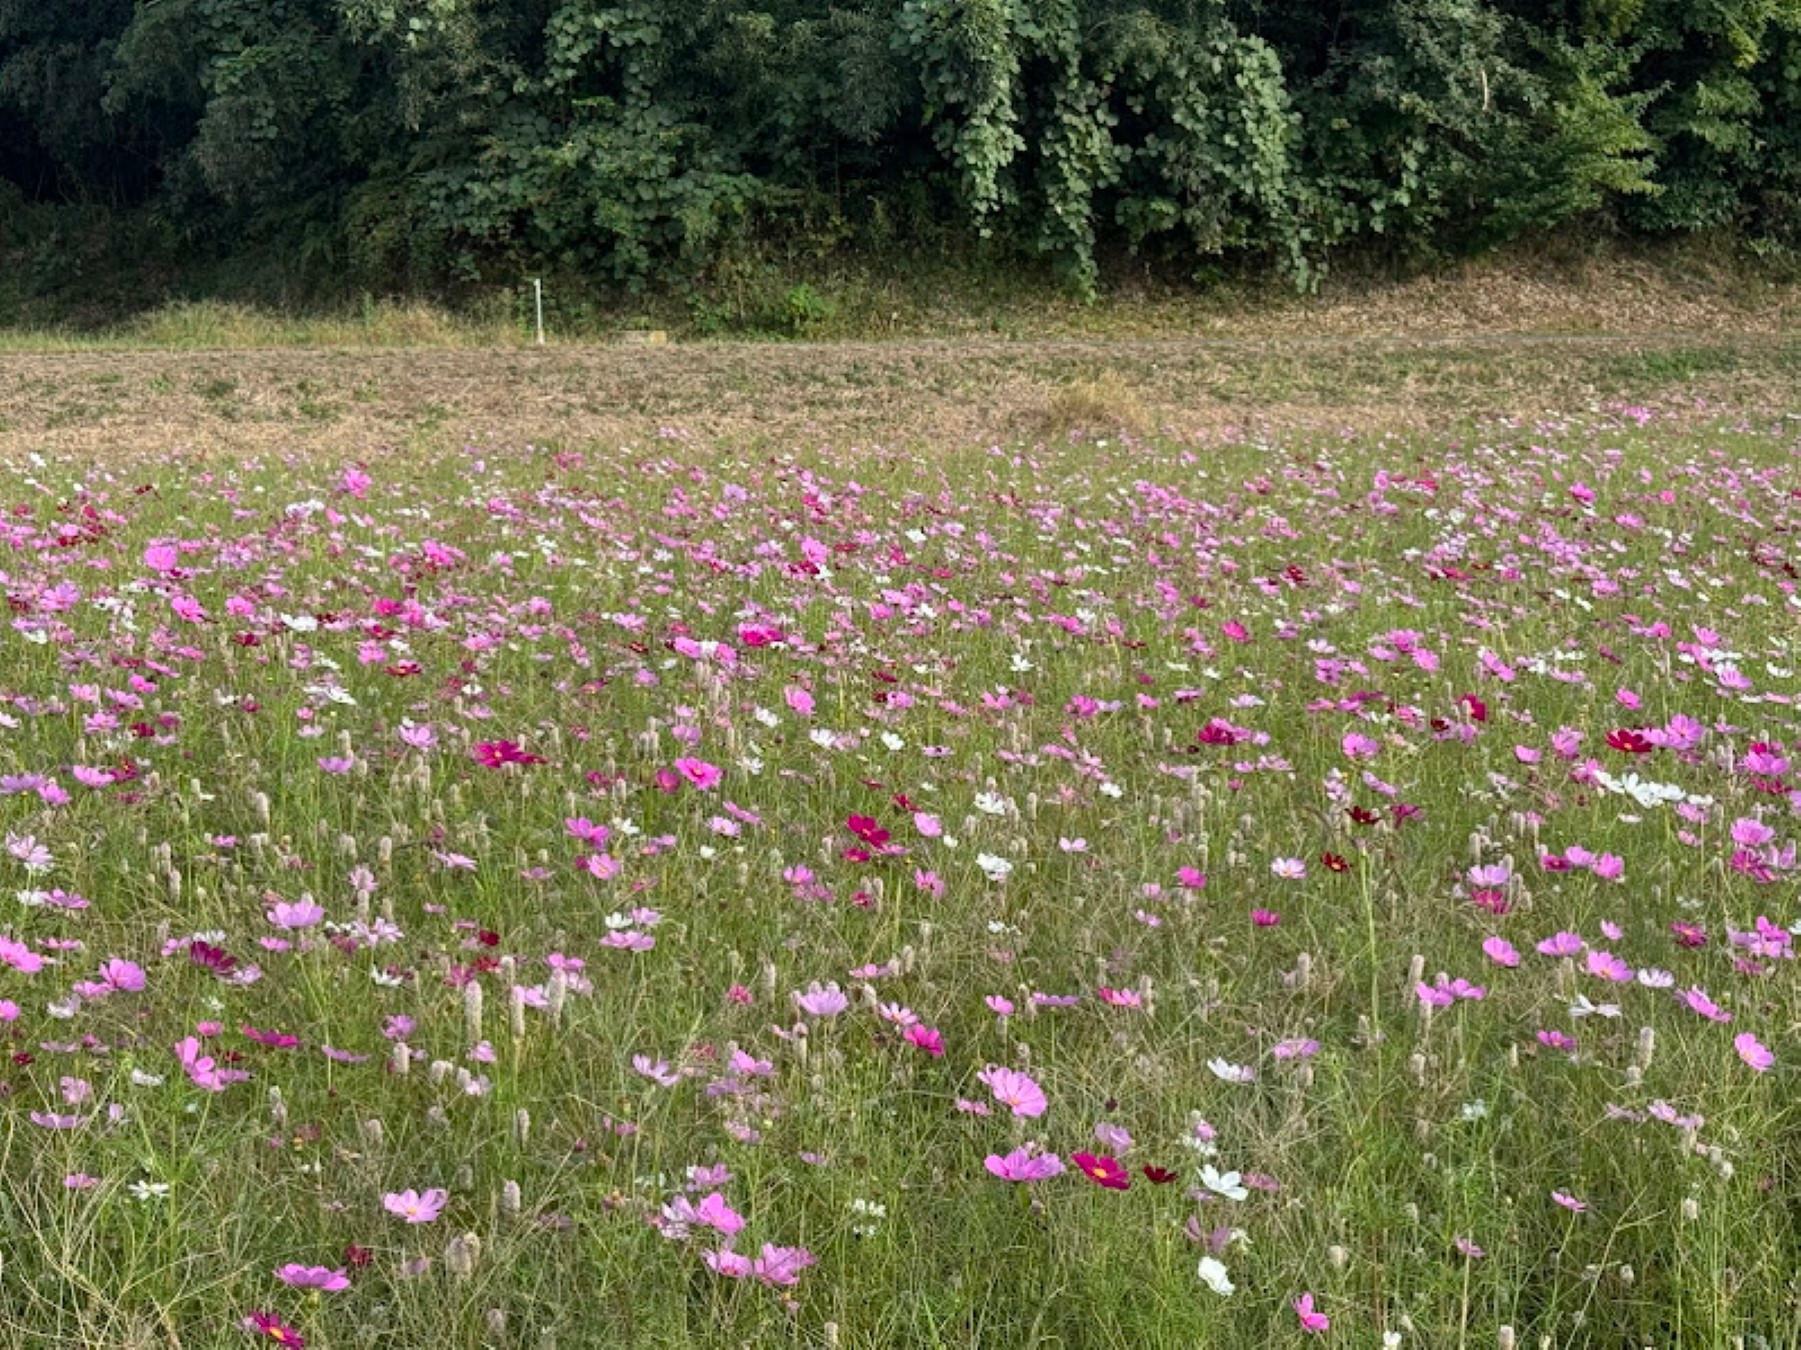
xmin=4 ymin=0 xmax=1800 ymax=297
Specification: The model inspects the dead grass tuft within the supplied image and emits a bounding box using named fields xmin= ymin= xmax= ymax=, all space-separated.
xmin=1013 ymin=371 xmax=1152 ymax=442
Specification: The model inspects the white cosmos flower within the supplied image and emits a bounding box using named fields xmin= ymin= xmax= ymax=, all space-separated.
xmin=1207 ymin=1057 xmax=1257 ymax=1084
xmin=1569 ymin=995 xmax=1620 ymax=1019
xmin=1197 ymin=1256 xmax=1235 ymax=1296
xmin=974 ymin=792 xmax=1008 ymax=816
xmin=975 ymin=853 xmax=1013 ymax=881
xmin=1199 ymin=1165 xmax=1248 ymax=1202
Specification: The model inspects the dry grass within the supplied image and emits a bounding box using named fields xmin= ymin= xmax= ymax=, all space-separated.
xmin=0 ymin=331 xmax=1794 ymax=462
xmin=1012 ymin=372 xmax=1154 ymax=442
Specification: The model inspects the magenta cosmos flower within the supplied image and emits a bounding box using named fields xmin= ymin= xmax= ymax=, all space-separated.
xmin=1293 ymin=1293 xmax=1330 ymax=1332
xmin=382 ymin=1187 xmax=449 ymax=1223
xmin=671 ymin=757 xmax=722 ymax=790
xmin=275 ymin=1264 xmax=349 ymax=1292
xmin=1071 ymin=1152 xmax=1130 ymax=1191
xmin=242 ymin=1311 xmax=306 ymax=1346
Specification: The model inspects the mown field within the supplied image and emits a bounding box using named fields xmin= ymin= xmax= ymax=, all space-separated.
xmin=0 ymin=334 xmax=1795 ymax=1348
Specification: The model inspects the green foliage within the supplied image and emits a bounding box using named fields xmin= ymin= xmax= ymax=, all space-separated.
xmin=3 ymin=0 xmax=1801 ymax=304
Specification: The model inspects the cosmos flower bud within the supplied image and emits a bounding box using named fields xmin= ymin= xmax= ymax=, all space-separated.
xmin=1409 ymin=1052 xmax=1427 ymax=1086
xmin=392 ymin=1044 xmax=411 ymax=1076
xmin=513 ymin=1109 xmax=531 ymax=1146
xmin=484 ymin=1309 xmax=506 ymax=1337
xmin=1327 ymin=1245 xmax=1348 ymax=1270
xmin=547 ymin=970 xmax=568 ymax=1023
xmin=254 ymin=792 xmax=270 ymax=826
xmin=1407 ymin=954 xmax=1426 ymax=986
xmin=1681 ymin=1197 xmax=1699 ymax=1222
xmin=1496 ymin=1328 xmax=1515 ymax=1350
xmin=360 ymin=1118 xmax=385 ymax=1150
xmin=1635 ymin=1025 xmax=1655 ymax=1070
xmin=510 ymin=987 xmax=527 ymax=1040
xmin=501 ymin=1180 xmax=521 ymax=1216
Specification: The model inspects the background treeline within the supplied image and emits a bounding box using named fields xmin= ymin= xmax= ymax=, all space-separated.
xmin=4 ymin=0 xmax=1801 ymax=319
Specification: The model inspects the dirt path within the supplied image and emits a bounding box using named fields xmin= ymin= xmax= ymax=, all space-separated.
xmin=1 ymin=333 xmax=1795 ymax=459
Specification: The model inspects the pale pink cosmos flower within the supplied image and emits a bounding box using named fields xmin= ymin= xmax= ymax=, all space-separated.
xmin=1093 ymin=1121 xmax=1133 ymax=1152
xmin=383 ymin=1187 xmax=449 ymax=1223
xmin=984 ymin=1146 xmax=1064 ymax=1182
xmin=791 ymin=982 xmax=849 ymax=1018
xmin=1551 ymin=1190 xmax=1588 ymax=1213
xmin=276 ymin=1264 xmax=350 ymax=1292
xmin=267 ymin=899 xmax=325 ymax=930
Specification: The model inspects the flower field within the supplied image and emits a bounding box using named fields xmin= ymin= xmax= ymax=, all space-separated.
xmin=1 ymin=411 xmax=1796 ymax=1348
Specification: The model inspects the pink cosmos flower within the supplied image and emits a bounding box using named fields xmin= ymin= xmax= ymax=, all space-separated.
xmin=383 ymin=1187 xmax=449 ymax=1223
xmin=276 ymin=1264 xmax=350 ymax=1292
xmin=1734 ymin=1032 xmax=1775 ymax=1073
xmin=693 ymin=1191 xmax=745 ymax=1236
xmin=1679 ymin=986 xmax=1731 ymax=1024
xmin=1482 ymin=936 xmax=1520 ymax=967
xmin=1551 ymin=1190 xmax=1588 ymax=1213
xmin=977 ymin=1065 xmax=1047 ymax=1118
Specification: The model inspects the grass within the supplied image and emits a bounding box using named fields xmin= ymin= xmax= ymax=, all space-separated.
xmin=2 ymin=236 xmax=1800 ymax=351
xmin=0 ymin=300 xmax=1793 ymax=1346
xmin=0 ymin=323 xmax=1794 ymax=1348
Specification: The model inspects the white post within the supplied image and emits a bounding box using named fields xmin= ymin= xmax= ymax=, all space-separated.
xmin=533 ymin=278 xmax=545 ymax=346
